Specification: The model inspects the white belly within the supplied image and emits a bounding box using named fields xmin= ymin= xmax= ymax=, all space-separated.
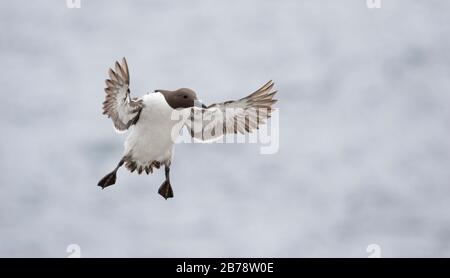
xmin=123 ymin=93 xmax=182 ymax=166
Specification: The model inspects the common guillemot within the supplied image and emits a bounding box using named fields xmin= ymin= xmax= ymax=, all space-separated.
xmin=98 ymin=58 xmax=277 ymax=199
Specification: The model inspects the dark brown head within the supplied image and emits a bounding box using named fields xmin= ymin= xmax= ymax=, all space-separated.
xmin=156 ymin=88 xmax=206 ymax=109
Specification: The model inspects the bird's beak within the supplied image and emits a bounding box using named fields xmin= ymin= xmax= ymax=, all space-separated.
xmin=194 ymin=100 xmax=207 ymax=109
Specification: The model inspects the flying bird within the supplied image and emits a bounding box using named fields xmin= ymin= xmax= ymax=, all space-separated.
xmin=98 ymin=58 xmax=278 ymax=199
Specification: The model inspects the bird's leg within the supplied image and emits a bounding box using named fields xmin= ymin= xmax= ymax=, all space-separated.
xmin=97 ymin=158 xmax=125 ymax=189
xmin=158 ymin=163 xmax=174 ymax=199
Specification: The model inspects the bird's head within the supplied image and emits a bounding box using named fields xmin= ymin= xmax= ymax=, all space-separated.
xmin=156 ymin=88 xmax=207 ymax=109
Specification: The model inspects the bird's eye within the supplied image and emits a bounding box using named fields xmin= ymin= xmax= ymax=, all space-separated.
xmin=183 ymin=95 xmax=188 ymax=99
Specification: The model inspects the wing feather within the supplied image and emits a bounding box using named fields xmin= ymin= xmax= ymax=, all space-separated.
xmin=185 ymin=80 xmax=277 ymax=141
xmin=102 ymin=58 xmax=143 ymax=132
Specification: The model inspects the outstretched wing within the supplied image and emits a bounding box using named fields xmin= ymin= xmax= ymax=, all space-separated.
xmin=102 ymin=58 xmax=143 ymax=132
xmin=185 ymin=80 xmax=277 ymax=141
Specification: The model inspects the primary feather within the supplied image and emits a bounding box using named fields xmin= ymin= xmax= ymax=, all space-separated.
xmin=102 ymin=58 xmax=143 ymax=132
xmin=185 ymin=80 xmax=278 ymax=141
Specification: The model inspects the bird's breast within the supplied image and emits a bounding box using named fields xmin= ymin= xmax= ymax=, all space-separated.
xmin=123 ymin=93 xmax=184 ymax=162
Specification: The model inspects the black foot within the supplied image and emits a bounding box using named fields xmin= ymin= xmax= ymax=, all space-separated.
xmin=158 ymin=180 xmax=174 ymax=200
xmin=97 ymin=171 xmax=117 ymax=189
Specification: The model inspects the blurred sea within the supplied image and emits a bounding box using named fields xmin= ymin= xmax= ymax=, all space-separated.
xmin=1 ymin=0 xmax=450 ymax=257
